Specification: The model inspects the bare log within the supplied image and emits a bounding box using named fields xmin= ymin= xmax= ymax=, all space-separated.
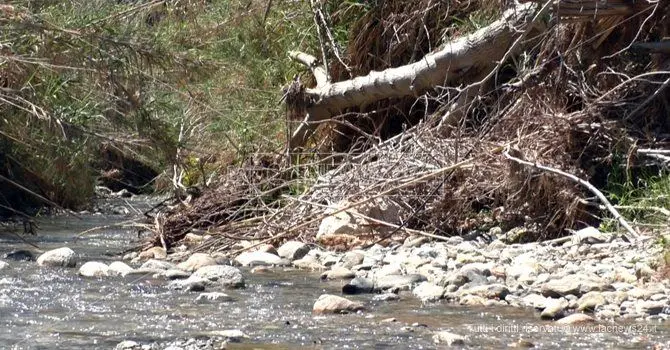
xmin=287 ymin=2 xmax=541 ymax=151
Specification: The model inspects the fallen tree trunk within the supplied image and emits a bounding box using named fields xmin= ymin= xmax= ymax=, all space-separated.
xmin=287 ymin=2 xmax=541 ymax=151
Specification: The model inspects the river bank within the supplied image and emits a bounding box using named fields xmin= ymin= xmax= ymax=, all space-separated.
xmin=2 ymin=198 xmax=670 ymax=349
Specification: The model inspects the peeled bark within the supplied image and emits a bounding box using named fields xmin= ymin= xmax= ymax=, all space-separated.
xmin=287 ymin=3 xmax=540 ymax=150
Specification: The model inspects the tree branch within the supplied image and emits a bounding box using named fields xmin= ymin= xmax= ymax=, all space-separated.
xmin=503 ymin=147 xmax=641 ymax=241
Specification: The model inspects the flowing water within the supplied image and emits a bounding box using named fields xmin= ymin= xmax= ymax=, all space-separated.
xmin=1 ymin=200 xmax=669 ymax=349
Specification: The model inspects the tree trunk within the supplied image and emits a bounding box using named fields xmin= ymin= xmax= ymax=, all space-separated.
xmin=287 ymin=2 xmax=540 ymax=151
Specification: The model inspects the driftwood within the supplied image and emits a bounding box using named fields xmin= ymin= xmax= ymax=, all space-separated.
xmin=286 ymin=2 xmax=541 ymax=151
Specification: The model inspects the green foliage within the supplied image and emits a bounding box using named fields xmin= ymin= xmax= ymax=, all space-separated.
xmin=601 ymin=155 xmax=670 ymax=231
xmin=0 ymin=0 xmax=317 ymax=208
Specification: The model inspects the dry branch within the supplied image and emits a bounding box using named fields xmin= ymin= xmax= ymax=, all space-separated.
xmin=503 ymin=147 xmax=641 ymax=241
xmin=522 ymin=0 xmax=657 ymax=18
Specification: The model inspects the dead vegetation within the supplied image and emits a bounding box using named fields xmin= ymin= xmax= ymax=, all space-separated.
xmin=147 ymin=0 xmax=670 ymax=255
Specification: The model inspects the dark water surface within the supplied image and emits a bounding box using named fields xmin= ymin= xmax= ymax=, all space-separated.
xmin=1 ymin=204 xmax=669 ymax=349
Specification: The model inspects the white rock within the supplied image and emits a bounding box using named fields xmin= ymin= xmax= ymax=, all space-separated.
xmin=0 ymin=261 xmax=7 ymax=271
xmin=277 ymin=241 xmax=310 ymax=260
xmin=177 ymin=253 xmax=217 ymax=272
xmin=195 ymin=292 xmax=234 ymax=304
xmin=572 ymin=227 xmax=611 ymax=244
xmin=208 ymin=329 xmax=249 ymax=340
xmin=78 ymin=261 xmax=110 ymax=277
xmin=192 ymin=265 xmax=245 ymax=288
xmin=413 ymin=282 xmax=445 ymax=302
xmin=140 ymin=259 xmax=177 ymax=271
xmin=541 ymin=298 xmax=568 ymax=319
xmin=313 ymin=294 xmax=365 ymax=314
xmin=555 ymin=313 xmax=595 ymax=324
xmin=320 ymin=267 xmax=355 ymax=280
xmin=507 ymin=252 xmax=539 ymax=279
xmin=37 ymin=247 xmax=77 ymax=268
xmin=433 ymin=331 xmax=466 ymax=345
xmin=108 ymin=261 xmax=135 ymax=276
xmin=234 ymin=251 xmax=283 ymax=266
xmin=115 ymin=340 xmax=140 ymax=350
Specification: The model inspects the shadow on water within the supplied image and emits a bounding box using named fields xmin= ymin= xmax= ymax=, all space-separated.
xmin=0 ymin=205 xmax=669 ymax=349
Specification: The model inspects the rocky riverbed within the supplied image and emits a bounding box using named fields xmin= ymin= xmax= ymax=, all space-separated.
xmin=2 ymin=207 xmax=670 ymax=349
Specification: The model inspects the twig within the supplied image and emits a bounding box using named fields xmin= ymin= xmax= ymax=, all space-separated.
xmin=74 ymin=218 xmax=148 ymax=242
xmin=230 ymin=140 xmax=523 ymax=256
xmin=613 ymin=205 xmax=670 ymax=217
xmin=262 ymin=0 xmax=273 ymax=26
xmin=288 ymin=51 xmax=329 ymax=87
xmin=0 ymin=231 xmax=42 ymax=250
xmin=627 ymin=76 xmax=670 ymax=119
xmin=638 ymin=149 xmax=670 ymax=155
xmin=0 ymin=174 xmax=82 ymax=220
xmin=503 ymin=147 xmax=641 ymax=241
xmin=311 ymin=0 xmax=351 ymax=76
xmin=231 ymin=159 xmax=474 ymax=255
xmin=309 ymin=0 xmax=330 ymax=83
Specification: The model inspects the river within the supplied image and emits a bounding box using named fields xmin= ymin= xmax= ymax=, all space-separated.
xmin=0 ymin=200 xmax=669 ymax=349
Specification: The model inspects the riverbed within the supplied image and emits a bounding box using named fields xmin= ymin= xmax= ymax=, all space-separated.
xmin=1 ymin=204 xmax=669 ymax=349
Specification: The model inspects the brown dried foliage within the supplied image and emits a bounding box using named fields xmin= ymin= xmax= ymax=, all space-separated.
xmin=154 ymin=1 xmax=670 ymax=253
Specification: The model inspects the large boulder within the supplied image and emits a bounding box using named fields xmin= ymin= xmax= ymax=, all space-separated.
xmin=108 ymin=261 xmax=134 ymax=276
xmin=342 ymin=277 xmax=375 ymax=294
xmin=320 ymin=267 xmax=355 ymax=280
xmin=37 ymin=247 xmax=77 ymax=268
xmin=542 ymin=274 xmax=612 ymax=298
xmin=413 ymin=282 xmax=446 ymax=302
xmin=78 ymin=261 xmax=110 ymax=277
xmin=140 ymin=259 xmax=177 ymax=271
xmin=192 ymin=265 xmax=245 ymax=288
xmin=374 ymin=274 xmax=427 ymax=292
xmin=234 ymin=251 xmax=284 ymax=267
xmin=313 ymin=294 xmax=365 ymax=314
xmin=277 ymin=241 xmax=310 ymax=260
